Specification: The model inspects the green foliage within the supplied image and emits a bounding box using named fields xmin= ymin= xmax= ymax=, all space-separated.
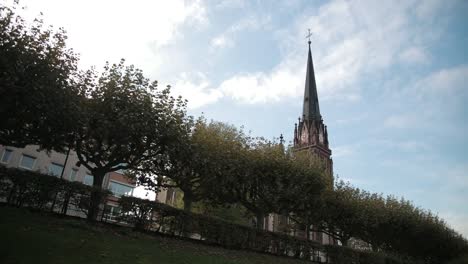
xmin=0 ymin=1 xmax=80 ymax=150
xmin=188 ymin=130 xmax=329 ymax=230
xmin=192 ymin=202 xmax=253 ymax=226
xmin=73 ymin=59 xmax=188 ymax=220
xmin=280 ymin=152 xmax=329 ymax=236
xmin=75 ymin=59 xmax=187 ymax=175
xmin=320 ymin=180 xmax=468 ymax=263
xmin=321 ymin=180 xmax=367 ymax=245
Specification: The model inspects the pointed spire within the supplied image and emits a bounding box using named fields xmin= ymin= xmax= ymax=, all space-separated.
xmin=302 ymin=39 xmax=321 ymax=121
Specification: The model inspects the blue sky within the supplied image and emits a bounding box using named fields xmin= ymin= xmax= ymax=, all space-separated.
xmin=12 ymin=0 xmax=468 ymax=237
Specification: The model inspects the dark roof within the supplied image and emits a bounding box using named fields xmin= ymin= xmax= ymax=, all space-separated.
xmin=302 ymin=42 xmax=321 ymax=120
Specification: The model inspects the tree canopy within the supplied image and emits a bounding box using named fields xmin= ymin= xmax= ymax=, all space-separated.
xmin=0 ymin=2 xmax=80 ymax=150
xmin=73 ymin=60 xmax=187 ymax=221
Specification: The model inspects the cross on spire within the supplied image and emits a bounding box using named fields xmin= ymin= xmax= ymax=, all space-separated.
xmin=306 ymin=29 xmax=312 ymax=45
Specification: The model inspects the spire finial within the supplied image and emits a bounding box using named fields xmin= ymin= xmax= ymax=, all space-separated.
xmin=306 ymin=29 xmax=312 ymax=45
xmin=279 ymin=134 xmax=285 ymax=145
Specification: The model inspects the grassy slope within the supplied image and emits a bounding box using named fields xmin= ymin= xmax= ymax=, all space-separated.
xmin=0 ymin=206 xmax=308 ymax=264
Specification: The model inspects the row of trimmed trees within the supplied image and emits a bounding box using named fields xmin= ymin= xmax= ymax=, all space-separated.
xmin=132 ymin=119 xmax=468 ymax=262
xmin=1 ymin=2 xmax=467 ymax=263
xmin=134 ymin=119 xmax=328 ymax=229
xmin=318 ymin=181 xmax=468 ymax=262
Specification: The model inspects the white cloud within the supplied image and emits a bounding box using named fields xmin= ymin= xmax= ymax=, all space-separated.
xmin=214 ymin=0 xmax=447 ymax=105
xmin=316 ymin=36 xmax=366 ymax=99
xmin=11 ymin=0 xmax=457 ymax=110
xmin=215 ymin=0 xmax=247 ymax=9
xmin=415 ymin=0 xmax=448 ymax=20
xmin=396 ymin=141 xmax=430 ymax=152
xmin=399 ymin=47 xmax=430 ymax=64
xmin=384 ymin=114 xmax=419 ymax=128
xmin=16 ymin=0 xmax=207 ymax=71
xmin=210 ymin=34 xmax=234 ymax=49
xmin=219 ymin=61 xmax=302 ymax=104
xmin=415 ymin=65 xmax=468 ymax=94
xmin=333 ymin=145 xmax=354 ymax=158
xmin=210 ymin=14 xmax=271 ymax=50
xmin=230 ymin=15 xmax=272 ymax=32
xmin=334 ymin=114 xmax=368 ymax=125
xmin=171 ymin=73 xmax=223 ymax=109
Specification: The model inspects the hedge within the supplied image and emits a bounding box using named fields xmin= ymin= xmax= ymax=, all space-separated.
xmin=324 ymin=245 xmax=426 ymax=264
xmin=118 ymin=196 xmax=420 ymax=263
xmin=0 ymin=166 xmax=110 ymax=217
xmin=119 ymin=196 xmax=322 ymax=258
xmin=0 ymin=167 xmax=421 ymax=263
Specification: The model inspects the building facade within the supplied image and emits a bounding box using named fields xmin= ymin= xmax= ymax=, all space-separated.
xmin=0 ymin=144 xmax=136 ymax=220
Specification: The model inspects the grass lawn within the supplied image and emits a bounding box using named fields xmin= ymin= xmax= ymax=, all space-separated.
xmin=0 ymin=206 xmax=309 ymax=264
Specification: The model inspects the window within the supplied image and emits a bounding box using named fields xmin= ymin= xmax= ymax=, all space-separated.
xmin=103 ymin=204 xmax=121 ymax=222
xmin=83 ymin=174 xmax=93 ymax=186
xmin=19 ymin=155 xmax=36 ymax=170
xmin=113 ymin=163 xmax=127 ymax=174
xmin=69 ymin=169 xmax=78 ymax=181
xmin=108 ymin=181 xmax=133 ymax=197
xmin=48 ymin=163 xmax=64 ymax=177
xmin=1 ymin=149 xmax=13 ymax=163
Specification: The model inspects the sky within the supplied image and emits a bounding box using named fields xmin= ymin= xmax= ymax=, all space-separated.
xmin=9 ymin=0 xmax=468 ymax=238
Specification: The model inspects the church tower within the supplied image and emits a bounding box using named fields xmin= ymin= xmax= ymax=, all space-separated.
xmin=293 ymin=39 xmax=333 ymax=176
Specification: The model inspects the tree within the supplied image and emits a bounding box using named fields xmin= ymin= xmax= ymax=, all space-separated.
xmin=321 ymin=180 xmax=367 ymax=246
xmin=232 ymin=140 xmax=288 ymax=230
xmin=0 ymin=2 xmax=80 ymax=150
xmin=137 ymin=119 xmax=251 ymax=212
xmin=135 ymin=116 xmax=199 ymax=212
xmin=282 ymin=156 xmax=328 ymax=239
xmin=192 ymin=201 xmax=253 ymax=226
xmin=375 ymin=196 xmax=468 ymax=263
xmin=208 ymin=138 xmax=294 ymax=230
xmin=74 ymin=60 xmax=187 ymax=221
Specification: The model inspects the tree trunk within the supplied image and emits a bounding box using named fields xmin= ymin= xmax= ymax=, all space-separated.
xmin=87 ymin=171 xmax=105 ymax=222
xmin=306 ymin=224 xmax=311 ymax=240
xmin=61 ymin=191 xmax=71 ymax=215
xmin=181 ymin=191 xmax=193 ymax=237
xmin=255 ymin=212 xmax=265 ymax=230
xmin=183 ymin=192 xmax=193 ymax=212
xmin=341 ymin=237 xmax=349 ymax=247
